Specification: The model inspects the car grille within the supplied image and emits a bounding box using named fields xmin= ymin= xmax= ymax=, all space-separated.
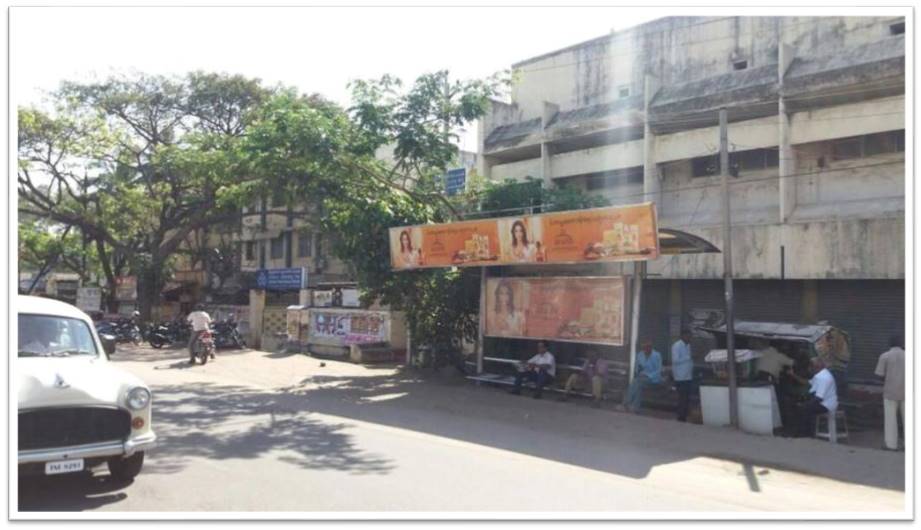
xmin=19 ymin=407 xmax=131 ymax=451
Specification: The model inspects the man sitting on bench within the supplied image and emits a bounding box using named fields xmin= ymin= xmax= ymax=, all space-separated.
xmin=560 ymin=349 xmax=608 ymax=408
xmin=511 ymin=340 xmax=556 ymax=399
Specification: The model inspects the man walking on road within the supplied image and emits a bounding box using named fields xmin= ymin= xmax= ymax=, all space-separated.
xmin=876 ymin=335 xmax=905 ymax=451
xmin=670 ymin=330 xmax=694 ymax=422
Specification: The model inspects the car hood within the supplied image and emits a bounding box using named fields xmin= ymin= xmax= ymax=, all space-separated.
xmin=17 ymin=357 xmax=147 ymax=410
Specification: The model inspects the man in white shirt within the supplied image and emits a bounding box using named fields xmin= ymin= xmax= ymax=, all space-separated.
xmin=876 ymin=335 xmax=905 ymax=451
xmin=791 ymin=357 xmax=838 ymax=437
xmin=511 ymin=340 xmax=556 ymax=399
xmin=187 ymin=304 xmax=214 ymax=363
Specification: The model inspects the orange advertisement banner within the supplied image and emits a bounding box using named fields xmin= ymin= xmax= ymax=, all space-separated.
xmin=389 ymin=202 xmax=658 ymax=270
xmin=485 ymin=276 xmax=626 ymax=346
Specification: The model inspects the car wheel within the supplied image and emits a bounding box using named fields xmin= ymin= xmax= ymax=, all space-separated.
xmin=108 ymin=452 xmax=144 ymax=482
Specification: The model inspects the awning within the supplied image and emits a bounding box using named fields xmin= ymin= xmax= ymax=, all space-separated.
xmin=658 ymin=228 xmax=721 ymax=255
xmin=699 ymin=320 xmax=843 ymax=343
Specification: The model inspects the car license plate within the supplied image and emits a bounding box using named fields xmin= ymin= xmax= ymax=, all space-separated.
xmin=45 ymin=458 xmax=84 ymax=475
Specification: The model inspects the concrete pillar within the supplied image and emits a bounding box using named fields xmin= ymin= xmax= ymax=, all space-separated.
xmin=643 ymin=74 xmax=661 ymax=204
xmin=298 ymin=288 xmax=310 ymax=307
xmin=779 ymin=43 xmax=796 ymax=223
xmin=541 ymin=101 xmax=559 ymax=188
xmin=249 ymin=289 xmax=266 ymax=349
xmin=801 ymin=280 xmax=819 ymax=323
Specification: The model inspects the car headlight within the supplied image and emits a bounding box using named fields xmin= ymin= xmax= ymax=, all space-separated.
xmin=126 ymin=387 xmax=151 ymax=411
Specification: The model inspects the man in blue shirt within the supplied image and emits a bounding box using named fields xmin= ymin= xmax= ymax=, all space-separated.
xmin=670 ymin=329 xmax=694 ymax=422
xmin=621 ymin=340 xmax=663 ymax=413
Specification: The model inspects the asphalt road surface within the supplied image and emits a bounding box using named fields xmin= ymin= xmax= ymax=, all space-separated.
xmin=16 ymin=344 xmax=907 ymax=515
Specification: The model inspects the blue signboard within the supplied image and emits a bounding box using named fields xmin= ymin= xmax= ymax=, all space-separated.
xmin=445 ymin=168 xmax=466 ymax=196
xmin=256 ymin=268 xmax=307 ymax=291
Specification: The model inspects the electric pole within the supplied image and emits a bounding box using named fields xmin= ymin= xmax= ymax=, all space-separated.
xmin=720 ymin=108 xmax=739 ymax=429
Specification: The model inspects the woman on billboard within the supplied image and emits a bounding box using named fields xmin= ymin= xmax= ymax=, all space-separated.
xmin=397 ymin=229 xmax=423 ymax=268
xmin=509 ymin=220 xmax=544 ymax=263
xmin=489 ymin=280 xmax=525 ymax=336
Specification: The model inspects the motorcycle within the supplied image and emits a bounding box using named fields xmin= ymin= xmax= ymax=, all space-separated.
xmin=191 ymin=329 xmax=216 ymax=365
xmin=146 ymin=318 xmax=191 ymax=349
xmin=212 ymin=318 xmax=246 ymax=349
xmin=96 ymin=318 xmax=142 ymax=345
xmin=146 ymin=322 xmax=174 ymax=349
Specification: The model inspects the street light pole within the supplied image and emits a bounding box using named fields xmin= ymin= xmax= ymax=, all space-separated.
xmin=720 ymin=108 xmax=739 ymax=429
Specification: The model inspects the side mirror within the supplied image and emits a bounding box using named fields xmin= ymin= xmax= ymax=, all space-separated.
xmin=100 ymin=334 xmax=116 ymax=358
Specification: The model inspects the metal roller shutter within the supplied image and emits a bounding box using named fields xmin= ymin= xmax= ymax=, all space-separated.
xmin=639 ymin=279 xmax=671 ymax=355
xmin=817 ymin=280 xmax=905 ymax=383
xmin=734 ymin=280 xmax=803 ymax=322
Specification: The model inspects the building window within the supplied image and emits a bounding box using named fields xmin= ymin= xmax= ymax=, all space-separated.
xmin=245 ymin=241 xmax=255 ymax=261
xmin=618 ymin=85 xmax=630 ymax=99
xmin=832 ymin=131 xmax=904 ymax=161
xmin=865 ymin=130 xmax=905 ymax=156
xmin=692 ymin=155 xmax=720 ymax=178
xmin=270 ymin=236 xmax=284 ymax=260
xmin=297 ymin=232 xmax=313 ymax=258
xmin=585 ymin=167 xmax=644 ymax=190
xmin=732 ymin=59 xmax=748 ymax=71
xmin=890 ymin=22 xmax=905 ymax=36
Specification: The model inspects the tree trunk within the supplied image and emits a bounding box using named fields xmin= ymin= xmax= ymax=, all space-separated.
xmin=137 ymin=261 xmax=165 ymax=323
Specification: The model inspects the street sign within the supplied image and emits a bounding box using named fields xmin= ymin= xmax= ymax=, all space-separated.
xmin=76 ymin=287 xmax=102 ymax=312
xmin=256 ymin=268 xmax=307 ymax=291
xmin=445 ymin=168 xmax=466 ymax=196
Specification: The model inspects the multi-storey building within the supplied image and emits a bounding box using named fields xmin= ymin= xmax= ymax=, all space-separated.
xmin=478 ymin=16 xmax=905 ymax=382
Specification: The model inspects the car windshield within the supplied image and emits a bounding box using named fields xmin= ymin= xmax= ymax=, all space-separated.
xmin=18 ymin=314 xmax=99 ymax=358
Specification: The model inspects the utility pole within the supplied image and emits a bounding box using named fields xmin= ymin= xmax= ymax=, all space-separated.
xmin=720 ymin=108 xmax=739 ymax=428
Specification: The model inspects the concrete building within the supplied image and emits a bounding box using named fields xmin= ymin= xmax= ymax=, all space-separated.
xmin=478 ymin=16 xmax=905 ymax=382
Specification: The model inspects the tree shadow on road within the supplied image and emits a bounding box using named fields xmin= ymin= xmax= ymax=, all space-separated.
xmin=145 ymin=383 xmax=394 ymax=477
xmin=18 ymin=471 xmax=129 ymax=512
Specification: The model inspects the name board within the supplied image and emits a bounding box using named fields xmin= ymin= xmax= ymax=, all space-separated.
xmin=76 ymin=287 xmax=102 ymax=312
xmin=256 ymin=268 xmax=307 ymax=291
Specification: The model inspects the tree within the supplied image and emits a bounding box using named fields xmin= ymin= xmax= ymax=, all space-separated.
xmin=18 ymin=72 xmax=272 ymax=319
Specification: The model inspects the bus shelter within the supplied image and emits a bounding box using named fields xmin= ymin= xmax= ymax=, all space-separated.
xmin=388 ymin=203 xmax=720 ymax=397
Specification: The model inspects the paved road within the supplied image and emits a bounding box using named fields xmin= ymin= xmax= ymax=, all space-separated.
xmin=16 ymin=345 xmax=907 ymax=515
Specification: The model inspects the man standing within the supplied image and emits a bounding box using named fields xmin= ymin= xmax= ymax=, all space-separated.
xmin=670 ymin=330 xmax=694 ymax=422
xmin=790 ymin=357 xmax=838 ymax=437
xmin=186 ymin=304 xmax=213 ymax=364
xmin=511 ymin=340 xmax=556 ymax=399
xmin=560 ymin=350 xmax=608 ymax=407
xmin=875 ymin=335 xmax=905 ymax=451
xmin=621 ymin=340 xmax=663 ymax=414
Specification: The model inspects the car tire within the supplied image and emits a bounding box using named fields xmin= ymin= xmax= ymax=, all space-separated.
xmin=108 ymin=452 xmax=144 ymax=482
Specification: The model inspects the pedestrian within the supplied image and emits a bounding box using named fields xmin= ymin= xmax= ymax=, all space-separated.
xmin=875 ymin=335 xmax=905 ymax=451
xmin=560 ymin=349 xmax=608 ymax=407
xmin=670 ymin=330 xmax=694 ymax=422
xmin=789 ymin=357 xmax=838 ymax=437
xmin=511 ymin=340 xmax=556 ymax=399
xmin=620 ymin=340 xmax=663 ymax=414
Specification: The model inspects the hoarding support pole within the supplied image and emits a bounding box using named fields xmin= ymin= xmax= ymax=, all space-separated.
xmin=720 ymin=107 xmax=740 ymax=429
xmin=477 ymin=267 xmax=486 ymax=375
xmin=629 ymin=261 xmax=645 ymax=386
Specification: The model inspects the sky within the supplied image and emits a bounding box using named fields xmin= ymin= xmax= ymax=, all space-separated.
xmin=10 ymin=6 xmax=664 ymax=151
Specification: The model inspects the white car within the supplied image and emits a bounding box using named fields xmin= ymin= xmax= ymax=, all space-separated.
xmin=17 ymin=296 xmax=156 ymax=481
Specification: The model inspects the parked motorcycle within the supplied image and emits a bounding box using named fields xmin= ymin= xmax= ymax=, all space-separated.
xmin=146 ymin=322 xmax=173 ymax=349
xmin=212 ymin=318 xmax=246 ymax=349
xmin=96 ymin=318 xmax=142 ymax=345
xmin=191 ymin=329 xmax=216 ymax=365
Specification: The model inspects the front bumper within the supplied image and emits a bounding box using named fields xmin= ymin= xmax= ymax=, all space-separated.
xmin=18 ymin=431 xmax=157 ymax=464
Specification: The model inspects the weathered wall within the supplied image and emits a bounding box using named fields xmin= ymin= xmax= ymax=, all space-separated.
xmin=490 ymin=158 xmax=542 ymax=182
xmin=649 ymin=217 xmax=904 ymax=279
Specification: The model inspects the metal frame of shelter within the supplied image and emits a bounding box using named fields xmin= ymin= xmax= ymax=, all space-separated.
xmin=473 ymin=227 xmax=721 ymax=386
